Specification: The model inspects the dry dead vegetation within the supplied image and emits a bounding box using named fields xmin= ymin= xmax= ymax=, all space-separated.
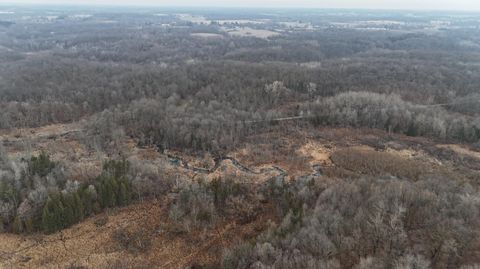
xmin=1 ymin=123 xmax=480 ymax=268
xmin=0 ymin=198 xmax=276 ymax=269
xmin=330 ymin=147 xmax=425 ymax=180
xmin=2 ymin=9 xmax=480 ymax=269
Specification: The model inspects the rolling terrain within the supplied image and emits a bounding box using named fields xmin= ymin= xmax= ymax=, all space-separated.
xmin=1 ymin=121 xmax=479 ymax=268
xmin=1 ymin=6 xmax=480 ymax=269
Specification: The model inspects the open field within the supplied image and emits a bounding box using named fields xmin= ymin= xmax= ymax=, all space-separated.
xmin=223 ymin=27 xmax=280 ymax=38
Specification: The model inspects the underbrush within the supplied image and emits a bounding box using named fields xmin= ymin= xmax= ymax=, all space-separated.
xmin=223 ymin=176 xmax=480 ymax=269
xmin=113 ymin=226 xmax=152 ymax=254
xmin=330 ymin=148 xmax=425 ymax=180
xmin=168 ymin=175 xmax=263 ymax=233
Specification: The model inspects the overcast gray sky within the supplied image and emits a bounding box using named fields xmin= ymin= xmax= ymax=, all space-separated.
xmin=4 ymin=0 xmax=480 ymax=11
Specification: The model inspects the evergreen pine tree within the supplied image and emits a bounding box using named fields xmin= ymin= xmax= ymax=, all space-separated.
xmin=52 ymin=195 xmax=65 ymax=232
xmin=61 ymin=194 xmax=75 ymax=227
xmin=81 ymin=188 xmax=93 ymax=216
xmin=42 ymin=197 xmax=57 ymax=233
xmin=73 ymin=192 xmax=85 ymax=221
xmin=118 ymin=183 xmax=127 ymax=206
xmin=104 ymin=180 xmax=113 ymax=208
xmin=12 ymin=216 xmax=23 ymax=234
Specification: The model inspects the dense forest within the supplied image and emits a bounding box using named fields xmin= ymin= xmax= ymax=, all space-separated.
xmin=0 ymin=5 xmax=480 ymax=269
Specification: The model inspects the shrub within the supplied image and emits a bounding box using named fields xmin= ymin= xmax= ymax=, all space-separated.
xmin=169 ymin=182 xmax=216 ymax=232
xmin=169 ymin=176 xmax=259 ymax=231
xmin=225 ymin=196 xmax=260 ymax=224
xmin=394 ymin=255 xmax=430 ymax=269
xmin=29 ymin=152 xmax=55 ymax=177
xmin=113 ymin=226 xmax=151 ymax=254
xmin=208 ymin=177 xmax=247 ymax=209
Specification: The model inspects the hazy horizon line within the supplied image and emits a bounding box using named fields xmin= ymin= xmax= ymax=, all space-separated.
xmin=1 ymin=2 xmax=480 ymax=13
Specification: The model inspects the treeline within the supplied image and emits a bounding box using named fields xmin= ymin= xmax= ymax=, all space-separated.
xmin=0 ymin=101 xmax=80 ymax=129
xmin=83 ymin=78 xmax=298 ymax=153
xmin=83 ymin=89 xmax=480 ymax=156
xmin=0 ymin=60 xmax=295 ymax=129
xmin=307 ymin=91 xmax=480 ymax=143
xmin=88 ymin=90 xmax=480 ymax=156
xmin=0 ymin=149 xmax=134 ymax=234
xmin=108 ymin=97 xmax=265 ymax=152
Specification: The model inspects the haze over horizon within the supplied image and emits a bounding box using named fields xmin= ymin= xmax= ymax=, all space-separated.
xmin=2 ymin=0 xmax=480 ymax=11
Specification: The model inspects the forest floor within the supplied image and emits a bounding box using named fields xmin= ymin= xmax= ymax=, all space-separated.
xmin=1 ymin=122 xmax=479 ymax=268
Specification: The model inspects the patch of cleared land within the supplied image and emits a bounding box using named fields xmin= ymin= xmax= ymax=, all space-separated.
xmin=222 ymin=27 xmax=280 ymax=39
xmin=216 ymin=19 xmax=266 ymax=25
xmin=70 ymin=14 xmax=92 ymax=19
xmin=190 ymin=33 xmax=224 ymax=39
xmin=176 ymin=14 xmax=210 ymax=24
xmin=279 ymin=21 xmax=313 ymax=29
xmin=175 ymin=14 xmax=269 ymax=26
xmin=438 ymin=144 xmax=480 ymax=160
xmin=99 ymin=20 xmax=118 ymax=24
xmin=297 ymin=141 xmax=333 ymax=167
xmin=299 ymin=61 xmax=323 ymax=68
